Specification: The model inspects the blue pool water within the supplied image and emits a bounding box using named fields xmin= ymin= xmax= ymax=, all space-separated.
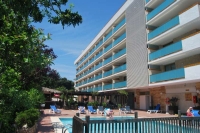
xmin=60 ymin=116 xmax=134 ymax=133
xmin=60 ymin=117 xmax=199 ymax=133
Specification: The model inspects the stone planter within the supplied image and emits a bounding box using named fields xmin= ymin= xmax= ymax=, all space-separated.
xmin=168 ymin=106 xmax=178 ymax=115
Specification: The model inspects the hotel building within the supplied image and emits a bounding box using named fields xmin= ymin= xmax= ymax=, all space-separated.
xmin=74 ymin=0 xmax=200 ymax=113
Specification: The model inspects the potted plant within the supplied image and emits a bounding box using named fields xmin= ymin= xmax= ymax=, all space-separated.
xmin=168 ymin=97 xmax=179 ymax=114
xmin=118 ymin=104 xmax=122 ymax=109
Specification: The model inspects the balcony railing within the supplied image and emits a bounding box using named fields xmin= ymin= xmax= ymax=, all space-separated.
xmin=149 ymin=41 xmax=182 ymax=61
xmin=113 ymin=32 xmax=126 ymax=46
xmin=104 ymin=56 xmax=112 ymax=65
xmin=146 ymin=0 xmax=150 ymax=4
xmin=148 ymin=16 xmax=180 ymax=40
xmin=103 ymin=69 xmax=113 ymax=77
xmin=95 ymin=74 xmax=102 ymax=80
xmin=150 ymin=68 xmax=185 ymax=83
xmin=95 ymin=62 xmax=103 ymax=70
xmin=103 ymin=84 xmax=112 ymax=90
xmin=94 ymin=86 xmax=102 ymax=91
xmin=95 ymin=50 xmax=103 ymax=60
xmin=113 ymin=18 xmax=126 ymax=33
xmin=147 ymin=0 xmax=175 ymax=21
xmin=104 ymin=43 xmax=113 ymax=53
xmin=113 ymin=81 xmax=127 ymax=89
xmin=113 ymin=64 xmax=126 ymax=74
xmin=104 ymin=30 xmax=113 ymax=42
xmin=113 ymin=48 xmax=126 ymax=60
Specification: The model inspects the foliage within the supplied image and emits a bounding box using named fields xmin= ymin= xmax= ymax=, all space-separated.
xmin=168 ymin=97 xmax=179 ymax=106
xmin=117 ymin=90 xmax=128 ymax=97
xmin=118 ymin=104 xmax=122 ymax=108
xmin=102 ymin=102 xmax=107 ymax=108
xmin=0 ymin=0 xmax=82 ymax=132
xmin=15 ymin=108 xmax=40 ymax=128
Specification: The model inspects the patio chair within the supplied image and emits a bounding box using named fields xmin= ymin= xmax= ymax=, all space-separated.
xmin=119 ymin=108 xmax=126 ymax=115
xmin=192 ymin=110 xmax=200 ymax=117
xmin=147 ymin=104 xmax=161 ymax=114
xmin=125 ymin=106 xmax=132 ymax=113
xmin=49 ymin=105 xmax=61 ymax=114
xmin=98 ymin=106 xmax=104 ymax=115
xmin=87 ymin=106 xmax=97 ymax=114
xmin=78 ymin=106 xmax=86 ymax=114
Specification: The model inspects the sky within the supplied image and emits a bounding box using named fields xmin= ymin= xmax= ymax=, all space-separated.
xmin=34 ymin=0 xmax=126 ymax=81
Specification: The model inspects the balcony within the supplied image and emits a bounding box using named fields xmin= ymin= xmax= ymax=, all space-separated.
xmin=150 ymin=68 xmax=185 ymax=83
xmin=113 ymin=64 xmax=126 ymax=74
xmin=146 ymin=0 xmax=150 ymax=4
xmin=94 ymin=86 xmax=102 ymax=91
xmin=103 ymin=84 xmax=112 ymax=90
xmin=147 ymin=0 xmax=175 ymax=21
xmin=103 ymin=69 xmax=113 ymax=77
xmin=95 ymin=62 xmax=103 ymax=70
xmin=113 ymin=81 xmax=127 ymax=89
xmin=95 ymin=50 xmax=103 ymax=60
xmin=149 ymin=41 xmax=182 ymax=61
xmin=113 ymin=48 xmax=126 ymax=60
xmin=148 ymin=4 xmax=200 ymax=45
xmin=104 ymin=56 xmax=112 ymax=65
xmin=104 ymin=30 xmax=112 ymax=42
xmin=113 ymin=32 xmax=126 ymax=46
xmin=148 ymin=16 xmax=179 ymax=41
xmin=95 ymin=74 xmax=102 ymax=80
xmin=113 ymin=18 xmax=126 ymax=33
xmin=104 ymin=43 xmax=113 ymax=53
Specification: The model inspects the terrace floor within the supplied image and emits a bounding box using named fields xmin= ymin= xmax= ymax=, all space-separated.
xmin=37 ymin=109 xmax=177 ymax=133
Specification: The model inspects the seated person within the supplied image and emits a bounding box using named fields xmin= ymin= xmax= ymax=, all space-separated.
xmin=186 ymin=107 xmax=194 ymax=117
xmin=106 ymin=109 xmax=114 ymax=118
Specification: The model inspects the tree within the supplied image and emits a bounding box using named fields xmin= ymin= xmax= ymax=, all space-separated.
xmin=0 ymin=1 xmax=82 ymax=132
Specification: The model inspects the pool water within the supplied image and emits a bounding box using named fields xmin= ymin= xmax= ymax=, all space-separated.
xmin=60 ymin=116 xmax=134 ymax=133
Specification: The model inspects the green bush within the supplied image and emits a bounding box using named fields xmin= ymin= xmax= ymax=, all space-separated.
xmin=15 ymin=108 xmax=40 ymax=128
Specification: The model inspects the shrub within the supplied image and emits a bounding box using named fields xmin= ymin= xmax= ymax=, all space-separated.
xmin=15 ymin=108 xmax=40 ymax=128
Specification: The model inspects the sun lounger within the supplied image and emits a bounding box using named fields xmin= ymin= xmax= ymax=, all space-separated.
xmin=88 ymin=106 xmax=97 ymax=114
xmin=147 ymin=104 xmax=161 ymax=113
xmin=78 ymin=106 xmax=86 ymax=114
xmin=49 ymin=105 xmax=61 ymax=114
xmin=98 ymin=106 xmax=104 ymax=115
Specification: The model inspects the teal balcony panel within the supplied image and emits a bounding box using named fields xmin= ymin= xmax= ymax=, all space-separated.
xmin=103 ymin=84 xmax=113 ymax=90
xmin=103 ymin=69 xmax=113 ymax=77
xmin=148 ymin=16 xmax=180 ymax=40
xmin=149 ymin=41 xmax=182 ymax=61
xmin=88 ymin=88 xmax=94 ymax=92
xmin=113 ymin=32 xmax=126 ymax=46
xmin=113 ymin=48 xmax=126 ymax=60
xmin=95 ymin=74 xmax=102 ymax=80
xmin=104 ymin=56 xmax=112 ymax=65
xmin=104 ymin=43 xmax=113 ymax=53
xmin=113 ymin=18 xmax=126 ymax=33
xmin=104 ymin=30 xmax=113 ymax=42
xmin=147 ymin=0 xmax=175 ymax=21
xmin=94 ymin=86 xmax=102 ymax=91
xmin=96 ymin=39 xmax=103 ymax=49
xmin=150 ymin=68 xmax=185 ymax=83
xmin=95 ymin=62 xmax=103 ymax=70
xmin=95 ymin=50 xmax=103 ymax=60
xmin=146 ymin=0 xmax=150 ymax=4
xmin=113 ymin=81 xmax=127 ymax=89
xmin=114 ymin=64 xmax=126 ymax=74
xmin=88 ymin=78 xmax=94 ymax=83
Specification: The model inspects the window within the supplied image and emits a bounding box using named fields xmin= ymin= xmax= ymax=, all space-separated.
xmin=165 ymin=63 xmax=175 ymax=71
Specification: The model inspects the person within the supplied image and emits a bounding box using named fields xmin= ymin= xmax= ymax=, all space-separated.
xmin=106 ymin=109 xmax=114 ymax=118
xmin=186 ymin=107 xmax=194 ymax=117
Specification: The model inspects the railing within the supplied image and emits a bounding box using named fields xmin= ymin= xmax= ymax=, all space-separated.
xmin=147 ymin=0 xmax=175 ymax=21
xmin=104 ymin=30 xmax=112 ymax=42
xmin=113 ymin=64 xmax=126 ymax=74
xmin=103 ymin=84 xmax=113 ymax=90
xmin=145 ymin=0 xmax=150 ymax=4
xmin=113 ymin=32 xmax=126 ymax=46
xmin=94 ymin=86 xmax=102 ymax=91
xmin=95 ymin=74 xmax=102 ymax=80
xmin=103 ymin=69 xmax=113 ymax=77
xmin=113 ymin=81 xmax=127 ymax=88
xmin=148 ymin=16 xmax=180 ymax=40
xmin=113 ymin=48 xmax=126 ymax=60
xmin=73 ymin=111 xmax=200 ymax=133
xmin=150 ymin=68 xmax=185 ymax=83
xmin=104 ymin=56 xmax=112 ymax=65
xmin=95 ymin=62 xmax=102 ymax=70
xmin=104 ymin=42 xmax=113 ymax=53
xmin=149 ymin=41 xmax=182 ymax=61
xmin=113 ymin=18 xmax=126 ymax=33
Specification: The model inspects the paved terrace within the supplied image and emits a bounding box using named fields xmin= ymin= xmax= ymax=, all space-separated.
xmin=37 ymin=109 xmax=177 ymax=133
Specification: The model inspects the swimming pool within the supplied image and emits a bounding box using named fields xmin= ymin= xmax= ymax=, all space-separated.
xmin=60 ymin=116 xmax=134 ymax=133
xmin=60 ymin=116 xmax=200 ymax=133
